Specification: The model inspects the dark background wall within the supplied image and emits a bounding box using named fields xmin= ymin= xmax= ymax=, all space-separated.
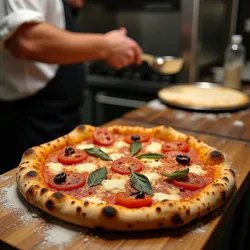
xmin=237 ymin=0 xmax=250 ymax=60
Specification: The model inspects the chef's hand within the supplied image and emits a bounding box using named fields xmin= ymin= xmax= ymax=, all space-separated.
xmin=67 ymin=0 xmax=85 ymax=8
xmin=104 ymin=28 xmax=142 ymax=70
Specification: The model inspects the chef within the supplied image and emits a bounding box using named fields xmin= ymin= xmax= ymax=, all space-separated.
xmin=0 ymin=0 xmax=142 ymax=174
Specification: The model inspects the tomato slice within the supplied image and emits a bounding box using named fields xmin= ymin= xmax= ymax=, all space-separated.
xmin=172 ymin=173 xmax=205 ymax=191
xmin=111 ymin=157 xmax=143 ymax=174
xmin=58 ymin=149 xmax=88 ymax=165
xmin=162 ymin=141 xmax=189 ymax=153
xmin=115 ymin=192 xmax=152 ymax=208
xmin=124 ymin=134 xmax=150 ymax=144
xmin=93 ymin=128 xmax=114 ymax=146
xmin=48 ymin=172 xmax=86 ymax=191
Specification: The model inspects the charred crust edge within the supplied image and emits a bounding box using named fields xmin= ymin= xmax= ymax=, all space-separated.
xmin=156 ymin=207 xmax=161 ymax=213
xmin=78 ymin=124 xmax=86 ymax=130
xmin=172 ymin=213 xmax=184 ymax=225
xmin=45 ymin=200 xmax=54 ymax=210
xmin=53 ymin=192 xmax=65 ymax=200
xmin=24 ymin=148 xmax=35 ymax=155
xmin=25 ymin=170 xmax=38 ymax=177
xmin=102 ymin=206 xmax=117 ymax=218
xmin=221 ymin=191 xmax=227 ymax=201
xmin=227 ymin=169 xmax=236 ymax=178
xmin=41 ymin=188 xmax=48 ymax=195
xmin=222 ymin=177 xmax=229 ymax=182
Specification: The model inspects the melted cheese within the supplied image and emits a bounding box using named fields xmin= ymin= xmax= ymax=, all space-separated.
xmin=142 ymin=159 xmax=163 ymax=168
xmin=46 ymin=162 xmax=64 ymax=174
xmin=145 ymin=142 xmax=162 ymax=153
xmin=83 ymin=196 xmax=106 ymax=204
xmin=115 ymin=141 xmax=128 ymax=148
xmin=143 ymin=173 xmax=161 ymax=183
xmin=110 ymin=153 xmax=125 ymax=161
xmin=102 ymin=179 xmax=126 ymax=193
xmin=76 ymin=143 xmax=95 ymax=150
xmin=153 ymin=192 xmax=181 ymax=202
xmin=189 ymin=164 xmax=207 ymax=175
xmin=73 ymin=163 xmax=98 ymax=173
xmin=100 ymin=147 xmax=114 ymax=154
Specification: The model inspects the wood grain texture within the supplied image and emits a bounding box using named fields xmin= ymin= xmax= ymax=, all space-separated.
xmin=123 ymin=104 xmax=250 ymax=141
xmin=0 ymin=118 xmax=249 ymax=250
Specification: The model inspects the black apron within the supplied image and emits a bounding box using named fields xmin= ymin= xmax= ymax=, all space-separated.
xmin=0 ymin=0 xmax=85 ymax=174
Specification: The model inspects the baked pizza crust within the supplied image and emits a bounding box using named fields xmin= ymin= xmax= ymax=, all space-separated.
xmin=158 ymin=85 xmax=249 ymax=109
xmin=16 ymin=125 xmax=236 ymax=231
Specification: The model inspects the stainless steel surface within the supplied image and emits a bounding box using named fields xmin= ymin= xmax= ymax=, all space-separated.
xmin=78 ymin=0 xmax=237 ymax=82
xmin=180 ymin=0 xmax=200 ymax=83
xmin=142 ymin=54 xmax=184 ymax=75
xmin=96 ymin=94 xmax=147 ymax=108
xmin=180 ymin=0 xmax=236 ymax=82
xmin=158 ymin=82 xmax=250 ymax=112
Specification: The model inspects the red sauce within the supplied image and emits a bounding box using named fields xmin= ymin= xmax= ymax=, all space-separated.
xmin=42 ymin=135 xmax=216 ymax=205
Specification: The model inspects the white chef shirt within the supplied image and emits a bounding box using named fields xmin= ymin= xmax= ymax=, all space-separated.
xmin=0 ymin=0 xmax=65 ymax=101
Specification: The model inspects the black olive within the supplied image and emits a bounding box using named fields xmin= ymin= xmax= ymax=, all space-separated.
xmin=176 ymin=154 xmax=190 ymax=165
xmin=211 ymin=150 xmax=222 ymax=158
xmin=135 ymin=191 xmax=145 ymax=199
xmin=130 ymin=191 xmax=141 ymax=196
xmin=65 ymin=147 xmax=75 ymax=156
xmin=54 ymin=172 xmax=67 ymax=184
xmin=131 ymin=135 xmax=140 ymax=141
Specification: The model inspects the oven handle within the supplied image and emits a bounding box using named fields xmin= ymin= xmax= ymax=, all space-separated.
xmin=96 ymin=93 xmax=147 ymax=108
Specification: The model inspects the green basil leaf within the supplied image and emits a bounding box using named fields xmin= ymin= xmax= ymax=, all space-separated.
xmin=87 ymin=167 xmax=107 ymax=188
xmin=137 ymin=153 xmax=166 ymax=160
xmin=130 ymin=141 xmax=142 ymax=156
xmin=84 ymin=148 xmax=112 ymax=161
xmin=162 ymin=168 xmax=189 ymax=180
xmin=129 ymin=168 xmax=153 ymax=196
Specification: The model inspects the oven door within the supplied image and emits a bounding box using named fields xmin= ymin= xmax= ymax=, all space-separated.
xmin=93 ymin=90 xmax=155 ymax=125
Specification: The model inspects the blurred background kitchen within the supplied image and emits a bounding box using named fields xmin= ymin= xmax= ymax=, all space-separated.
xmin=72 ymin=0 xmax=250 ymax=125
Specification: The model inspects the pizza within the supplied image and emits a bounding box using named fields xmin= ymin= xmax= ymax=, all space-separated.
xmin=16 ymin=125 xmax=236 ymax=231
xmin=158 ymin=84 xmax=249 ymax=109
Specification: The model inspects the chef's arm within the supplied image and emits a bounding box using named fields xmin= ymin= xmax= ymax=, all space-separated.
xmin=5 ymin=22 xmax=142 ymax=67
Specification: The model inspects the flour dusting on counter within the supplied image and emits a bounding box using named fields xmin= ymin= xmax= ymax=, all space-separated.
xmin=189 ymin=112 xmax=233 ymax=121
xmin=147 ymin=99 xmax=167 ymax=110
xmin=218 ymin=113 xmax=232 ymax=118
xmin=0 ymin=175 xmax=12 ymax=182
xmin=233 ymin=120 xmax=244 ymax=127
xmin=0 ymin=183 xmax=92 ymax=249
xmin=175 ymin=111 xmax=186 ymax=120
xmin=0 ymin=183 xmax=29 ymax=212
xmin=190 ymin=113 xmax=217 ymax=121
xmin=42 ymin=221 xmax=81 ymax=249
xmin=190 ymin=222 xmax=207 ymax=234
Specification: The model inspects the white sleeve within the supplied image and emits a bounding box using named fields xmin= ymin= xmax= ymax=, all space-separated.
xmin=0 ymin=0 xmax=48 ymax=50
xmin=0 ymin=0 xmax=66 ymax=99
xmin=0 ymin=0 xmax=65 ymax=51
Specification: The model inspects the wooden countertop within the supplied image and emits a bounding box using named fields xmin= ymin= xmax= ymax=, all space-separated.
xmin=0 ymin=118 xmax=249 ymax=250
xmin=123 ymin=102 xmax=250 ymax=142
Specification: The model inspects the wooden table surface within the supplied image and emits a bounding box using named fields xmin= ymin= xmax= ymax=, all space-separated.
xmin=0 ymin=118 xmax=249 ymax=250
xmin=123 ymin=103 xmax=250 ymax=142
